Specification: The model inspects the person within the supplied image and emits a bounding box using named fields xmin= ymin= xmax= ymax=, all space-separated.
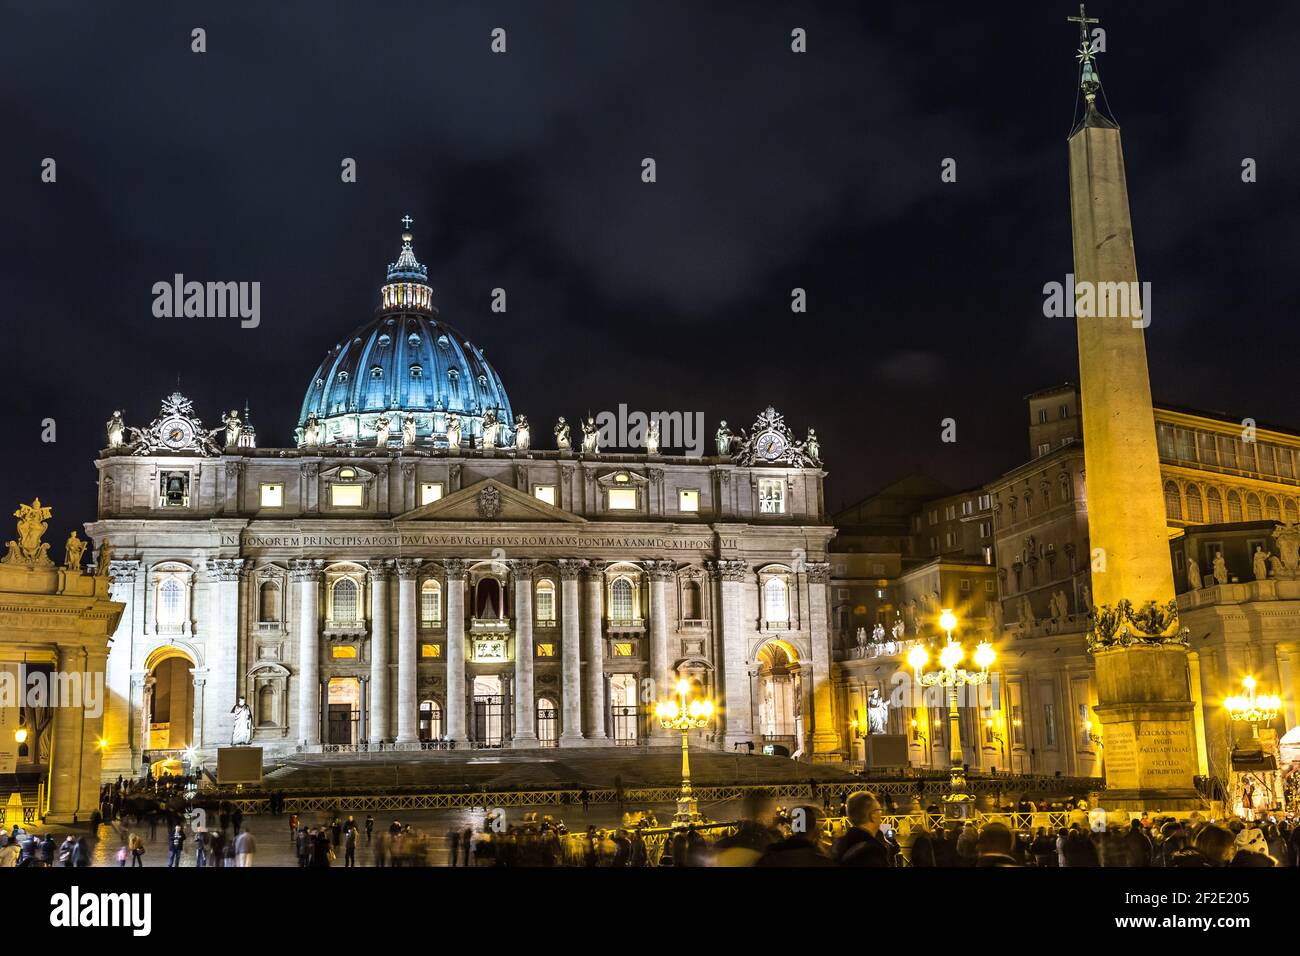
xmin=130 ymin=832 xmax=145 ymax=867
xmin=231 ymin=806 xmax=243 ymax=835
xmin=1060 ymin=827 xmax=1100 ymax=867
xmin=1192 ymin=823 xmax=1236 ymax=866
xmin=168 ymin=825 xmax=185 ymax=867
xmin=195 ymin=828 xmax=208 ymax=868
xmin=909 ymin=820 xmax=938 ymax=867
xmin=579 ymin=789 xmax=590 ymax=812
xmin=448 ymin=828 xmax=461 ymax=867
xmin=211 ymin=827 xmax=225 ymax=867
xmin=288 ymin=812 xmax=299 ymax=842
xmin=331 ymin=815 xmax=342 ymax=847
xmin=713 ymin=791 xmax=781 ymax=866
xmin=629 ymin=829 xmax=647 ymax=868
xmin=344 ymin=822 xmax=357 ymax=867
xmin=756 ymin=806 xmax=834 ymax=867
xmin=58 ymin=835 xmax=76 ymax=866
xmin=365 ymin=815 xmax=375 ymax=843
xmin=975 ymin=823 xmax=1019 ymax=867
xmin=1030 ymin=827 xmax=1056 ymax=867
xmin=0 ymin=836 xmax=20 ymax=868
xmin=1125 ymin=818 xmax=1153 ymax=867
xmin=235 ymin=827 xmax=256 ymax=867
xmin=830 ymin=791 xmax=892 ymax=866
xmin=461 ymin=826 xmax=472 ymax=866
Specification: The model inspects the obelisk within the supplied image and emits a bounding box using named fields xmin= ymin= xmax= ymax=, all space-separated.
xmin=1066 ymin=6 xmax=1200 ymax=809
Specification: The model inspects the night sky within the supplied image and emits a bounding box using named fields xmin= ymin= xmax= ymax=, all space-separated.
xmin=3 ymin=1 xmax=1298 ymax=547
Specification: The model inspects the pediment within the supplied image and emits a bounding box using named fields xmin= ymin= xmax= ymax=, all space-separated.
xmin=396 ymin=478 xmax=586 ymax=524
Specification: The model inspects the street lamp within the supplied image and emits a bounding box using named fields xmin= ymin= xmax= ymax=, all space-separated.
xmin=655 ymin=679 xmax=715 ymax=825
xmin=1224 ymin=675 xmax=1281 ymax=814
xmin=907 ymin=610 xmax=996 ymax=816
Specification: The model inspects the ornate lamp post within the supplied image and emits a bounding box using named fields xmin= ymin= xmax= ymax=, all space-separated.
xmin=907 ymin=609 xmax=996 ymax=816
xmin=1224 ymin=675 xmax=1281 ymax=814
xmin=655 ymin=679 xmax=715 ymax=825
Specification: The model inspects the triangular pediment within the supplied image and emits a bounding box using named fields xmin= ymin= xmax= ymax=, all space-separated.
xmin=395 ymin=478 xmax=586 ymax=524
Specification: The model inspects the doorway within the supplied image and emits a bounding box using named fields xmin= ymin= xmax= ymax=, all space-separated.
xmin=327 ymin=677 xmax=360 ymax=746
xmin=472 ymin=674 xmax=505 ymax=747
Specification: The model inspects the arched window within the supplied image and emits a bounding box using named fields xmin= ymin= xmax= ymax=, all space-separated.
xmin=418 ymin=699 xmax=443 ymax=741
xmin=1207 ymin=487 xmax=1224 ymax=523
xmin=610 ymin=577 xmax=635 ymax=623
xmin=259 ymin=581 xmax=280 ymax=623
xmin=421 ymin=580 xmax=442 ymax=626
xmin=764 ymin=578 xmax=790 ymax=626
xmin=682 ymin=580 xmax=702 ymax=620
xmin=158 ymin=579 xmax=184 ymax=627
xmin=331 ymin=578 xmax=359 ymax=625
xmin=1246 ymin=493 xmax=1262 ymax=521
xmin=1265 ymin=496 xmax=1281 ymax=521
xmin=535 ymin=579 xmax=556 ymax=624
xmin=1163 ymin=481 xmax=1182 ymax=520
xmin=537 ymin=697 xmax=558 ymax=747
xmin=1286 ymin=499 xmax=1300 ymax=524
xmin=1227 ymin=490 xmax=1243 ymax=522
xmin=1184 ymin=484 xmax=1203 ymax=523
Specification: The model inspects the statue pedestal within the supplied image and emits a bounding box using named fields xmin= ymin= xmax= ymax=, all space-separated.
xmin=1093 ymin=645 xmax=1202 ymax=810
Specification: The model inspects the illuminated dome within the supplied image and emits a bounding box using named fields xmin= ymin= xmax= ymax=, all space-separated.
xmin=297 ymin=219 xmax=513 ymax=448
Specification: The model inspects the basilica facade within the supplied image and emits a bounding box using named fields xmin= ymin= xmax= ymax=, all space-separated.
xmin=87 ymin=226 xmax=839 ymax=777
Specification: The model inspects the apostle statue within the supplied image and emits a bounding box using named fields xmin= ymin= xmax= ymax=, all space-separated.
xmin=1187 ymin=556 xmax=1202 ymax=590
xmin=483 ymin=408 xmax=501 ymax=449
xmin=64 ymin=530 xmax=87 ymax=571
xmin=805 ymin=427 xmax=821 ymax=465
xmin=1080 ymin=582 xmax=1091 ymax=610
xmin=222 ymin=409 xmax=242 ymax=448
xmin=554 ymin=416 xmax=571 ymax=452
xmin=231 ymin=697 xmax=253 ymax=746
xmin=1253 ymin=546 xmax=1269 ymax=582
xmin=106 ymin=411 xmax=126 ymax=449
xmin=855 ymin=626 xmax=867 ymax=649
xmin=866 ymin=688 xmax=890 ymax=735
xmin=401 ymin=413 xmax=417 ymax=448
xmin=446 ymin=413 xmax=462 ymax=450
xmin=303 ymin=414 xmax=320 ymax=447
xmin=1212 ymin=551 xmax=1229 ymax=586
xmin=645 ymin=419 xmax=660 ymax=456
xmin=716 ymin=421 xmax=733 ymax=457
xmin=871 ymin=622 xmax=886 ymax=643
xmin=891 ymin=615 xmax=905 ymax=641
xmin=581 ymin=415 xmax=599 ymax=454
xmin=1018 ymin=595 xmax=1034 ymax=629
xmin=374 ymin=413 xmax=391 ymax=447
xmin=513 ymin=414 xmax=530 ymax=451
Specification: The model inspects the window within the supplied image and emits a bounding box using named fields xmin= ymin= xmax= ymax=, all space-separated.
xmin=259 ymin=581 xmax=280 ymax=622
xmin=535 ymin=643 xmax=555 ymax=658
xmin=764 ymin=578 xmax=790 ymax=626
xmin=945 ymin=531 xmax=956 ymax=548
xmin=1038 ymin=408 xmax=1048 ymax=424
xmin=1246 ymin=493 xmax=1262 ymax=521
xmin=1207 ymin=487 xmax=1224 ymax=522
xmin=682 ymin=580 xmax=702 ymax=619
xmin=421 ymin=580 xmax=442 ymax=626
xmin=1185 ymin=484 xmax=1203 ymax=523
xmin=1011 ymin=706 xmax=1025 ymax=746
xmin=331 ymin=484 xmax=364 ymax=508
xmin=1037 ymin=443 xmax=1051 ymax=458
xmin=961 ymin=499 xmax=973 ymax=516
xmin=418 ymin=700 xmax=442 ymax=741
xmin=260 ymin=483 xmax=284 ymax=508
xmin=537 ymin=698 xmax=558 ymax=747
xmin=1078 ymin=703 xmax=1092 ymax=748
xmin=331 ymin=646 xmax=358 ymax=659
xmin=609 ymin=577 xmax=635 ymax=622
xmin=158 ymin=579 xmax=184 ymax=626
xmin=331 ymin=578 xmax=360 ymax=625
xmin=1059 ymin=404 xmax=1069 ymax=419
xmin=533 ymin=485 xmax=556 ymax=506
xmin=928 ymin=510 xmax=938 ymax=525
xmin=979 ymin=521 xmax=992 ymax=538
xmin=1059 ymin=475 xmax=1071 ymax=503
xmin=678 ymin=489 xmax=700 ymax=513
xmin=535 ymin=579 xmax=556 ymax=624
xmin=1043 ymin=702 xmax=1057 ymax=749
xmin=608 ymin=488 xmax=637 ymax=510
xmin=611 ymin=642 xmax=635 ymax=657
xmin=420 ymin=483 xmax=443 ymax=506
xmin=1163 ymin=481 xmax=1182 ymax=520
xmin=1227 ymin=490 xmax=1243 ymax=522
xmin=759 ymin=479 xmax=786 ymax=515
xmin=960 ymin=578 xmax=970 ymax=592
xmin=1198 ymin=432 xmax=1219 ymax=465
xmin=984 ymin=579 xmax=995 ymax=592
xmin=1265 ymin=496 xmax=1281 ymax=521
xmin=978 ymin=494 xmax=991 ymax=510
xmin=421 ymin=644 xmax=441 ymax=658
xmin=159 ymin=471 xmax=190 ymax=508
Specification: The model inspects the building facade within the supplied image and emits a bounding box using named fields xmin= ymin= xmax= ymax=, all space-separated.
xmin=87 ymin=227 xmax=841 ymax=777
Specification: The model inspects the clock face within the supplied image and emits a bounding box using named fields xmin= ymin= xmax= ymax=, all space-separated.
xmin=756 ymin=430 xmax=786 ymax=461
xmin=161 ymin=417 xmax=194 ymax=449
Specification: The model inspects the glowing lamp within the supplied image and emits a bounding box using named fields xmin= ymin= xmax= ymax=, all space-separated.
xmin=973 ymin=642 xmax=996 ymax=672
xmin=938 ymin=609 xmax=958 ymax=634
xmin=939 ymin=640 xmax=964 ymax=671
xmin=907 ymin=645 xmax=929 ymax=674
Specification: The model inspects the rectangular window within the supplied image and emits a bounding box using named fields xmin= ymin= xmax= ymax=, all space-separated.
xmin=1038 ymin=408 xmax=1048 ymax=424
xmin=607 ymin=488 xmax=637 ymax=510
xmin=535 ymin=643 xmax=555 ymax=658
xmin=1037 ymin=443 xmax=1051 ymax=457
xmin=421 ymin=587 xmax=441 ymax=626
xmin=1218 ymin=435 xmax=1238 ymax=469
xmin=678 ymin=489 xmax=700 ymax=513
xmin=978 ymin=494 xmax=991 ymax=510
xmin=758 ymin=479 xmax=785 ymax=514
xmin=1157 ymin=423 xmax=1177 ymax=459
xmin=1043 ymin=702 xmax=1057 ymax=749
xmin=928 ymin=510 xmax=938 ymax=525
xmin=979 ymin=521 xmax=992 ymax=538
xmin=330 ymin=646 xmax=358 ymax=659
xmin=984 ymin=579 xmax=995 ymax=592
xmin=259 ymin=483 xmax=284 ymax=509
xmin=960 ymin=578 xmax=970 ymax=591
xmin=331 ymin=484 xmax=364 ymax=508
xmin=1277 ymin=446 xmax=1294 ymax=479
xmin=1198 ymin=432 xmax=1218 ymax=466
xmin=421 ymin=643 xmax=441 ymax=658
xmin=420 ymin=482 xmax=443 ymax=505
xmin=1011 ymin=705 xmax=1025 ymax=746
xmin=1059 ymin=404 xmax=1069 ymax=419
xmin=533 ymin=485 xmax=556 ymax=506
xmin=535 ymin=587 xmax=555 ymax=624
xmin=159 ymin=470 xmax=191 ymax=508
xmin=611 ymin=642 xmax=635 ymax=657
xmin=945 ymin=531 xmax=956 ymax=548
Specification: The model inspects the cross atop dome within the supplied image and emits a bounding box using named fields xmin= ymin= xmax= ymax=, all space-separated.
xmin=386 ymin=214 xmax=429 ymax=284
xmin=401 ymin=214 xmax=413 ymax=230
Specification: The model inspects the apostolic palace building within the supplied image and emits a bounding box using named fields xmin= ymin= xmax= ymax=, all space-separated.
xmin=86 ymin=226 xmax=838 ymax=777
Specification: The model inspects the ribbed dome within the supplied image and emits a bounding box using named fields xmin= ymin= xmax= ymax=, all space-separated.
xmin=296 ymin=221 xmax=513 ymax=448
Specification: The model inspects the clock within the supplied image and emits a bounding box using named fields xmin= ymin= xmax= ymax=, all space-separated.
xmin=160 ymin=416 xmax=195 ymax=450
xmin=755 ymin=430 xmax=787 ymax=461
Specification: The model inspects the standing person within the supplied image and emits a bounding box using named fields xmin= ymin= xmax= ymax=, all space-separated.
xmin=231 ymin=806 xmax=243 ymax=836
xmin=195 ymin=829 xmax=208 ymax=868
xmin=211 ymin=828 xmax=225 ymax=867
xmin=331 ymin=815 xmax=342 ymax=847
xmin=461 ymin=826 xmax=472 ymax=867
xmin=218 ymin=806 xmax=230 ymax=835
xmin=73 ymin=837 xmax=90 ymax=868
xmin=235 ymin=828 xmax=256 ymax=867
xmin=288 ymin=813 xmax=299 ymax=843
xmin=296 ymin=827 xmax=309 ymax=867
xmin=448 ymin=828 xmax=461 ymax=867
xmin=830 ymin=791 xmax=893 ymax=866
xmin=130 ymin=833 xmax=145 ymax=867
xmin=344 ymin=823 xmax=357 ymax=867
xmin=755 ymin=807 xmax=834 ymax=867
xmin=365 ymin=814 xmax=375 ymax=843
xmin=579 ymin=789 xmax=590 ymax=813
xmin=58 ymin=835 xmax=77 ymax=866
xmin=167 ymin=825 xmax=185 ymax=868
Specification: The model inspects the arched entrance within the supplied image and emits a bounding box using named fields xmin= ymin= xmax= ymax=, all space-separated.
xmin=756 ymin=640 xmax=803 ymax=755
xmin=142 ymin=647 xmax=196 ymax=777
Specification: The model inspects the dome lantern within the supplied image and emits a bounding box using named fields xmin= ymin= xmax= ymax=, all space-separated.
xmin=381 ymin=215 xmax=433 ymax=312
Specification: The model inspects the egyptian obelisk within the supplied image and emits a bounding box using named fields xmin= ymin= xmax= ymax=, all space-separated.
xmin=1066 ymin=5 xmax=1200 ymax=809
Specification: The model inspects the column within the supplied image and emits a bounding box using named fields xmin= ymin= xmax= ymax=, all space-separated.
xmin=47 ymin=645 xmax=104 ymax=824
xmin=291 ymin=559 xmax=323 ymax=747
xmin=713 ymin=559 xmax=752 ymax=748
xmin=512 ymin=560 xmax=538 ymax=747
xmin=582 ymin=563 xmax=607 ymax=741
xmin=805 ymin=561 xmax=841 ymax=758
xmin=444 ymin=559 xmax=467 ymax=743
xmin=558 ymin=560 xmax=585 ymax=745
xmin=395 ymin=559 xmax=422 ymax=744
xmin=366 ymin=561 xmax=392 ymax=745
xmin=647 ymin=560 xmax=675 ymax=743
xmin=102 ymin=560 xmax=139 ymax=773
xmin=204 ymin=558 xmax=244 ymax=750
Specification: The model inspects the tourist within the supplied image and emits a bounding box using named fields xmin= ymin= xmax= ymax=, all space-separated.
xmin=235 ymin=827 xmax=256 ymax=867
xmin=830 ymin=791 xmax=892 ymax=866
xmin=909 ymin=818 xmax=938 ymax=867
xmin=344 ymin=822 xmax=357 ymax=867
xmin=756 ymin=806 xmax=833 ymax=867
xmin=713 ymin=791 xmax=781 ymax=866
xmin=461 ymin=826 xmax=472 ymax=866
xmin=167 ymin=825 xmax=185 ymax=867
xmin=365 ymin=814 xmax=374 ymax=843
xmin=231 ymin=806 xmax=244 ymax=834
xmin=1125 ymin=818 xmax=1153 ymax=866
xmin=57 ymin=835 xmax=76 ymax=866
xmin=447 ymin=827 xmax=460 ymax=866
xmin=288 ymin=812 xmax=299 ymax=842
xmin=1030 ymin=827 xmax=1055 ymax=866
xmin=975 ymin=823 xmax=1019 ymax=867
